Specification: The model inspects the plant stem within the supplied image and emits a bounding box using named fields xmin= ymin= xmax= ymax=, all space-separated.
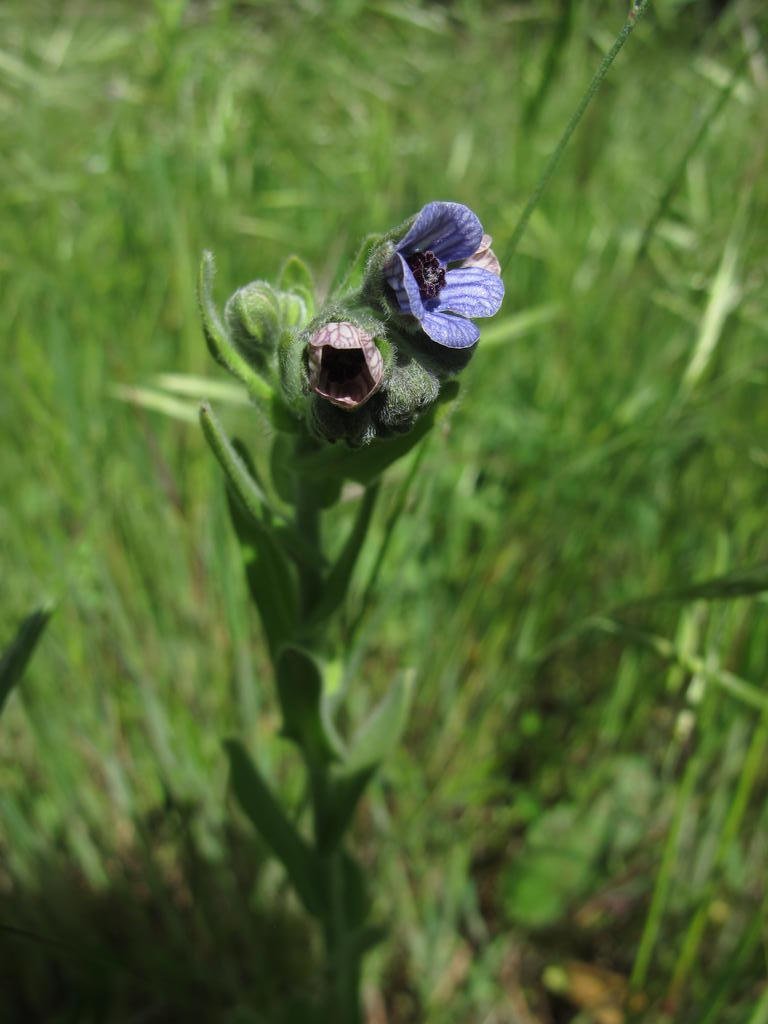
xmin=295 ymin=455 xmax=324 ymax=618
xmin=318 ymin=849 xmax=362 ymax=1024
xmin=500 ymin=0 xmax=650 ymax=272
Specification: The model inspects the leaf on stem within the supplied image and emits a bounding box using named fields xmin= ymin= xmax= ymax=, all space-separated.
xmin=197 ymin=251 xmax=274 ymax=403
xmin=278 ymin=255 xmax=316 ymax=316
xmin=309 ymin=483 xmax=380 ymax=625
xmin=316 ymin=671 xmax=414 ymax=851
xmin=276 ymin=646 xmax=344 ymax=764
xmin=225 ymin=740 xmax=324 ymax=917
xmin=201 ymin=403 xmax=299 ymax=658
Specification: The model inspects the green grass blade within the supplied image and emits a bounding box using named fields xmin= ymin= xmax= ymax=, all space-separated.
xmin=0 ymin=607 xmax=52 ymax=717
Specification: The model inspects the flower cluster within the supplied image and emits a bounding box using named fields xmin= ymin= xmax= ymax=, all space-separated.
xmin=212 ymin=201 xmax=503 ymax=445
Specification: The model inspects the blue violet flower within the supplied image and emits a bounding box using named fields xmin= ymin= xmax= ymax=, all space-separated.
xmin=386 ymin=201 xmax=504 ymax=349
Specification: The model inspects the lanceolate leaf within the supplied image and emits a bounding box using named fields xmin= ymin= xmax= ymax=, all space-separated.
xmin=198 ymin=251 xmax=273 ymax=403
xmin=225 ymin=740 xmax=323 ymax=917
xmin=344 ymin=670 xmax=414 ymax=773
xmin=309 ymin=483 xmax=380 ymax=625
xmin=0 ymin=608 xmax=52 ymax=717
xmin=278 ymin=255 xmax=316 ymax=316
xmin=316 ymin=672 xmax=414 ymax=851
xmin=276 ymin=646 xmax=343 ymax=764
xmin=201 ymin=403 xmax=299 ymax=658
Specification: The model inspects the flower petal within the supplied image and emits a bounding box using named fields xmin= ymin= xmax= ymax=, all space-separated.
xmin=396 ymin=202 xmax=483 ymax=264
xmin=461 ymin=234 xmax=501 ymax=276
xmin=308 ymin=321 xmax=383 ymax=410
xmin=419 ymin=310 xmax=480 ymax=349
xmin=436 ymin=267 xmax=504 ymax=318
xmin=385 ymin=252 xmax=424 ymax=317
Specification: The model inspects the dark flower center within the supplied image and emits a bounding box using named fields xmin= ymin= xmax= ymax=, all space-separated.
xmin=321 ymin=347 xmax=368 ymax=385
xmin=406 ymin=250 xmax=446 ymax=300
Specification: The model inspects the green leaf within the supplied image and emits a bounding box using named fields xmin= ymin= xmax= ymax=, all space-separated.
xmin=316 ymin=672 xmax=414 ymax=851
xmin=278 ymin=255 xmax=316 ymax=316
xmin=0 ymin=607 xmax=52 ymax=717
xmin=623 ymin=561 xmax=768 ymax=606
xmin=201 ymin=403 xmax=299 ymax=658
xmin=269 ymin=433 xmax=342 ymax=510
xmin=197 ymin=251 xmax=274 ymax=403
xmin=228 ymin=494 xmax=298 ymax=661
xmin=500 ymin=757 xmax=657 ymax=929
xmin=201 ymin=402 xmax=272 ymax=514
xmin=344 ymin=670 xmax=414 ymax=772
xmin=501 ymin=801 xmax=610 ymax=929
xmin=230 ymin=437 xmax=319 ymax=570
xmin=309 ymin=484 xmax=379 ymax=625
xmin=296 ymin=386 xmax=456 ymax=485
xmin=225 ymin=739 xmax=323 ymax=917
xmin=276 ymin=646 xmax=343 ymax=764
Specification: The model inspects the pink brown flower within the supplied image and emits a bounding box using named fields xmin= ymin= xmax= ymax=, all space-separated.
xmin=308 ymin=322 xmax=384 ymax=410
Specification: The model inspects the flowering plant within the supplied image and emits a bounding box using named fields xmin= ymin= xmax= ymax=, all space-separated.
xmin=197 ymin=201 xmax=502 ymax=1021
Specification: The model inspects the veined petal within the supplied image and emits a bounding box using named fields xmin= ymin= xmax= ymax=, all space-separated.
xmin=461 ymin=234 xmax=501 ymax=276
xmin=419 ymin=310 xmax=480 ymax=349
xmin=437 ymin=267 xmax=505 ymax=318
xmin=396 ymin=202 xmax=483 ymax=264
xmin=308 ymin=322 xmax=384 ymax=410
xmin=386 ymin=252 xmax=424 ymax=317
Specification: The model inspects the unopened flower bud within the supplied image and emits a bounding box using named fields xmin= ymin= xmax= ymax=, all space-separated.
xmin=276 ymin=289 xmax=310 ymax=330
xmin=376 ymin=356 xmax=440 ymax=432
xmin=224 ymin=281 xmax=281 ymax=369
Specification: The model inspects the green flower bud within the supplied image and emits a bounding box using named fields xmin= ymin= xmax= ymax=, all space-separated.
xmin=275 ymin=288 xmax=310 ymax=330
xmin=224 ymin=281 xmax=281 ymax=370
xmin=375 ymin=355 xmax=440 ymax=432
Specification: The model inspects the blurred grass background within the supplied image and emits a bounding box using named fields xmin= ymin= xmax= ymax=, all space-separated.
xmin=2 ymin=0 xmax=768 ymax=1021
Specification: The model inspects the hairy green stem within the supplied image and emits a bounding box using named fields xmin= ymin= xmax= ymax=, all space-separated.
xmin=501 ymin=0 xmax=650 ymax=272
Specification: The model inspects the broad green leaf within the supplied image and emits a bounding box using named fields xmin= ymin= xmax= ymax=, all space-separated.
xmin=0 ymin=607 xmax=51 ymax=717
xmin=225 ymin=740 xmax=323 ymax=917
xmin=276 ymin=646 xmax=343 ymax=764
